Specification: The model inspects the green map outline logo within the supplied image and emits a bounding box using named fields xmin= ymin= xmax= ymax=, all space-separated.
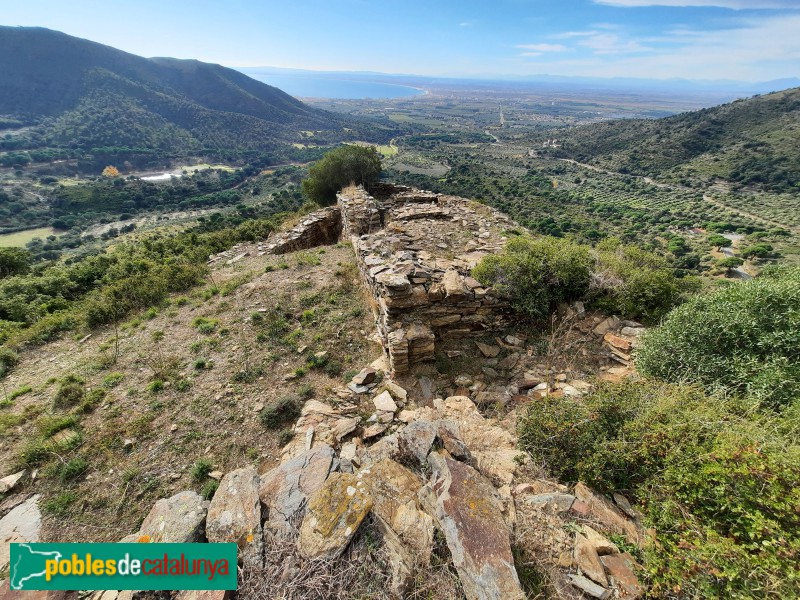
xmin=10 ymin=543 xmax=237 ymax=591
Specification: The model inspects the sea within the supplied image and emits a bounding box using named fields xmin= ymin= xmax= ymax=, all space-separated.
xmin=244 ymin=72 xmax=425 ymax=99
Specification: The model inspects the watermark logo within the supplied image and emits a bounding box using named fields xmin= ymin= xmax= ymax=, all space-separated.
xmin=10 ymin=543 xmax=237 ymax=591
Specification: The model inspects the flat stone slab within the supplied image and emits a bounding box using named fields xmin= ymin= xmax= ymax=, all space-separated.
xmin=0 ymin=471 xmax=24 ymax=494
xmin=372 ymin=390 xmax=397 ymax=413
xmin=425 ymin=454 xmax=523 ymax=600
xmin=259 ymin=444 xmax=334 ymax=531
xmin=0 ymin=494 xmax=41 ymax=574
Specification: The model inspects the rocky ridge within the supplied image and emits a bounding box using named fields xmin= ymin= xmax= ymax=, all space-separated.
xmin=0 ymin=185 xmax=649 ymax=599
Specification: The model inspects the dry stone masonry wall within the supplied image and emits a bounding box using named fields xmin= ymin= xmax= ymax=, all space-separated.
xmin=263 ymin=184 xmax=520 ymax=377
xmin=337 ymin=185 xmax=519 ymax=376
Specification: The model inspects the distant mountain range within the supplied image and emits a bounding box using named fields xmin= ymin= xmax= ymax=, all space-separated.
xmin=0 ymin=27 xmax=392 ymax=163
xmin=549 ymin=87 xmax=800 ymax=192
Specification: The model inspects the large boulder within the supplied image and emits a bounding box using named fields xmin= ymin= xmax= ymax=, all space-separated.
xmin=206 ymin=467 xmax=262 ymax=564
xmin=297 ymin=473 xmax=373 ymax=560
xmin=424 ymin=453 xmax=524 ymax=600
xmin=259 ymin=444 xmax=334 ymax=533
xmin=0 ymin=494 xmax=41 ymax=574
xmin=138 ymin=491 xmax=209 ymax=543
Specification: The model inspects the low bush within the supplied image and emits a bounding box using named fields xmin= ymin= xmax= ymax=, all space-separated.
xmin=53 ymin=376 xmax=85 ymax=409
xmin=473 ymin=235 xmax=690 ymax=324
xmin=473 ymin=236 xmax=592 ymax=321
xmin=636 ymin=265 xmax=800 ymax=409
xmin=260 ymin=395 xmax=301 ymax=429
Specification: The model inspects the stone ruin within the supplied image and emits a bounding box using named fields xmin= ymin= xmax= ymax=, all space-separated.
xmin=267 ymin=183 xmax=520 ymax=377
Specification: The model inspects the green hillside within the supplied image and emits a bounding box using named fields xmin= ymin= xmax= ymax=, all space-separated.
xmin=550 ymin=87 xmax=800 ymax=192
xmin=0 ymin=27 xmax=394 ymax=166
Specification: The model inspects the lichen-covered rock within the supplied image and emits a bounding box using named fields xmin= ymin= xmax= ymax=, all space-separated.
xmin=206 ymin=467 xmax=262 ymax=563
xmin=357 ymin=459 xmax=434 ymax=563
xmin=259 ymin=444 xmax=334 ymax=532
xmin=297 ymin=473 xmax=373 ymax=560
xmin=424 ymin=453 xmax=524 ymax=600
xmin=139 ymin=491 xmax=209 ymax=543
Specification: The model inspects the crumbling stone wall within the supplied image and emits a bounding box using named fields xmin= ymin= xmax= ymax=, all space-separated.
xmin=266 ymin=184 xmax=520 ymax=377
xmin=338 ymin=185 xmax=518 ymax=376
xmin=265 ymin=207 xmax=342 ymax=254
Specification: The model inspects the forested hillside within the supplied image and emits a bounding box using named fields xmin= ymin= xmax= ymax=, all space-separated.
xmin=550 ymin=87 xmax=800 ymax=192
xmin=0 ymin=27 xmax=396 ymax=166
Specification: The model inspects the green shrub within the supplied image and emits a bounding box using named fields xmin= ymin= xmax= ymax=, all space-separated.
xmin=0 ymin=347 xmax=20 ymax=376
xmin=517 ymin=379 xmax=800 ymax=599
xmin=146 ymin=380 xmax=164 ymax=394
xmin=56 ymin=457 xmax=88 ymax=482
xmin=53 ymin=376 xmax=85 ymax=409
xmin=260 ymin=395 xmax=301 ymax=429
xmin=78 ymin=388 xmax=106 ymax=414
xmin=636 ymin=266 xmax=800 ymax=409
xmin=191 ymin=317 xmax=218 ymax=334
xmin=277 ymin=428 xmax=295 ymax=446
xmin=591 ymin=238 xmax=693 ymax=323
xmin=200 ymin=479 xmax=219 ymax=501
xmin=323 ymin=359 xmax=343 ymax=377
xmin=190 ymin=458 xmax=213 ymax=482
xmin=473 ymin=236 xmax=592 ymax=321
xmin=37 ymin=414 xmax=78 ymax=438
xmin=102 ymin=372 xmax=125 ymax=388
xmin=7 ymin=384 xmax=31 ymax=402
xmin=296 ymin=383 xmax=315 ymax=399
xmin=43 ymin=491 xmax=77 ymax=516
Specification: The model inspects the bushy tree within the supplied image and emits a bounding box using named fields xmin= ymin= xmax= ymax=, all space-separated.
xmin=0 ymin=247 xmax=31 ymax=278
xmin=707 ymin=233 xmax=732 ymax=250
xmin=301 ymin=145 xmax=382 ymax=205
xmin=590 ymin=237 xmax=693 ymax=323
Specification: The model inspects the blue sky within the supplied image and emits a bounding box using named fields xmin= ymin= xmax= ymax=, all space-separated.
xmin=3 ymin=0 xmax=799 ymax=81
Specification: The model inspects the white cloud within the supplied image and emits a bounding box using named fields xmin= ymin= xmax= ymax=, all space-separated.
xmin=516 ymin=43 xmax=568 ymax=52
xmin=520 ymin=52 xmax=543 ymax=57
xmin=512 ymin=13 xmax=800 ymax=79
xmin=578 ymin=33 xmax=652 ymax=53
xmin=552 ymin=30 xmax=601 ymax=38
xmin=459 ymin=21 xmax=473 ymax=27
xmin=594 ymin=0 xmax=800 ymax=9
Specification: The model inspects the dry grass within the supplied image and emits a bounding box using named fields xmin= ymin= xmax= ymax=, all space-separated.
xmin=0 ymin=244 xmax=376 ymax=543
xmin=239 ymin=516 xmax=463 ymax=600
